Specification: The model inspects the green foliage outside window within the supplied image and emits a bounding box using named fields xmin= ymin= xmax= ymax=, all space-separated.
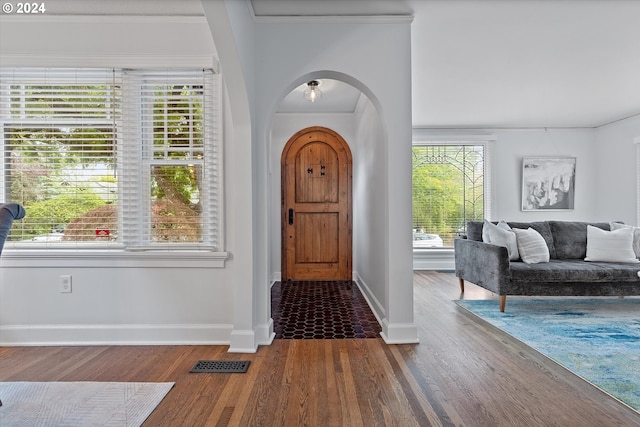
xmin=6 ymin=81 xmax=118 ymax=242
xmin=149 ymin=84 xmax=205 ymax=243
xmin=412 ymin=145 xmax=485 ymax=247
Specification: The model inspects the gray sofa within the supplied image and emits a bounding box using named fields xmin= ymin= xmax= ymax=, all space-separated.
xmin=0 ymin=203 xmax=26 ymax=255
xmin=454 ymin=220 xmax=640 ymax=311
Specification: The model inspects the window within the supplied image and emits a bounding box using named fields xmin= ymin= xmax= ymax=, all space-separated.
xmin=412 ymin=135 xmax=493 ymax=249
xmin=1 ymin=68 xmax=222 ymax=251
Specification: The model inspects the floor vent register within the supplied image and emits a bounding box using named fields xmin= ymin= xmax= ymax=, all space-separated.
xmin=190 ymin=360 xmax=251 ymax=373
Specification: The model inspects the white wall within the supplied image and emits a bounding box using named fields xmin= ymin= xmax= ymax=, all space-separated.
xmin=0 ymin=265 xmax=234 ymax=345
xmin=414 ymin=123 xmax=640 ymax=271
xmin=203 ymin=0 xmax=267 ymax=353
xmin=252 ymin=16 xmax=417 ymax=343
xmin=462 ymin=125 xmax=637 ymax=224
xmin=1 ymin=3 xmax=419 ymax=346
xmin=0 ymin=12 xmax=241 ymax=346
xmin=353 ymin=99 xmax=389 ymax=320
xmin=0 ymin=15 xmax=217 ymax=68
xmin=491 ymin=128 xmax=598 ymax=221
xmin=595 ymin=115 xmax=640 ymax=225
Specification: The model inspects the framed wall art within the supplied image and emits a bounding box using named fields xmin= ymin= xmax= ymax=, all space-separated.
xmin=522 ymin=157 xmax=576 ymax=211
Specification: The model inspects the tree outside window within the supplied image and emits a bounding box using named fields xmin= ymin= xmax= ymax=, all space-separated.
xmin=412 ymin=144 xmax=485 ymax=248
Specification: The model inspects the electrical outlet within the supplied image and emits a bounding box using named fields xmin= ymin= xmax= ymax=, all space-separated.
xmin=60 ymin=275 xmax=72 ymax=293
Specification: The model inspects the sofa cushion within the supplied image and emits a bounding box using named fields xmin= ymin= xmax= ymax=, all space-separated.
xmin=483 ymin=220 xmax=520 ymax=261
xmin=610 ymin=222 xmax=640 ymax=259
xmin=507 ymin=221 xmax=556 ymax=259
xmin=513 ymin=227 xmax=550 ymax=264
xmin=549 ymin=221 xmax=609 ymax=259
xmin=585 ymin=225 xmax=639 ymax=263
xmin=468 ymin=220 xmax=555 ymax=257
xmin=466 ymin=221 xmax=485 ymax=242
xmin=510 ymin=259 xmax=640 ymax=283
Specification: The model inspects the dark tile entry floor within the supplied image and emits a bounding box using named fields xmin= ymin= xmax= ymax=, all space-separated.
xmin=271 ymin=280 xmax=382 ymax=339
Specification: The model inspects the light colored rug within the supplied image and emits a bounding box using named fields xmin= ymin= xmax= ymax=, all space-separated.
xmin=0 ymin=381 xmax=174 ymax=427
xmin=455 ymin=298 xmax=640 ymax=412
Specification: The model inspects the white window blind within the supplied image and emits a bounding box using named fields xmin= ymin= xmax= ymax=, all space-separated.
xmin=121 ymin=69 xmax=220 ymax=249
xmin=0 ymin=67 xmax=222 ymax=251
xmin=0 ymin=68 xmax=121 ymax=246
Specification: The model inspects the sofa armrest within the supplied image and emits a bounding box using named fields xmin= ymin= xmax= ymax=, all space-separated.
xmin=454 ymin=238 xmax=511 ymax=295
xmin=0 ymin=203 xmax=26 ymax=256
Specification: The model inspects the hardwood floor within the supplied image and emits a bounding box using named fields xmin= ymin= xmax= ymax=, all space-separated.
xmin=1 ymin=271 xmax=639 ymax=426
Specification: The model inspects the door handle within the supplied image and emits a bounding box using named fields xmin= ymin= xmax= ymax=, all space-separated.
xmin=288 ymin=208 xmax=294 ymax=225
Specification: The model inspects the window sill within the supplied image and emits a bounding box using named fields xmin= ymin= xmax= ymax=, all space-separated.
xmin=412 ymin=248 xmax=454 ymax=254
xmin=413 ymin=248 xmax=454 ymax=271
xmin=0 ymin=249 xmax=230 ymax=268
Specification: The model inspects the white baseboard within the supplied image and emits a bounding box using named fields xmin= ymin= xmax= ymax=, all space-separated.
xmin=254 ymin=318 xmax=275 ymax=347
xmin=353 ymin=272 xmax=386 ymax=323
xmin=354 ymin=272 xmax=419 ymax=344
xmin=228 ymin=329 xmax=259 ymax=353
xmin=380 ymin=319 xmax=420 ymax=344
xmin=0 ymin=324 xmax=232 ymax=346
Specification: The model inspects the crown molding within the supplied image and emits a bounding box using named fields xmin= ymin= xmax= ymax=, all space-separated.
xmin=252 ymin=15 xmax=413 ymax=25
xmin=0 ymin=15 xmax=206 ymax=24
xmin=412 ymin=129 xmax=497 ymax=142
xmin=0 ymin=54 xmax=218 ymax=70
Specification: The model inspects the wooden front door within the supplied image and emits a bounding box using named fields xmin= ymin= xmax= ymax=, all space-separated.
xmin=281 ymin=127 xmax=352 ymax=281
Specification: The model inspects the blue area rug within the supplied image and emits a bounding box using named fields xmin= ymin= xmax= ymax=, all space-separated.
xmin=455 ymin=298 xmax=640 ymax=412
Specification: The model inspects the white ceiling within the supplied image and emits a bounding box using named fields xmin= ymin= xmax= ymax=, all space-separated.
xmin=253 ymin=0 xmax=640 ymax=129
xmin=278 ymin=80 xmax=364 ymax=114
xmin=34 ymin=0 xmax=640 ymax=128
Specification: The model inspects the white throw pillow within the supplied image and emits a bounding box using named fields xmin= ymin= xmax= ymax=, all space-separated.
xmin=512 ymin=227 xmax=550 ymax=264
xmin=481 ymin=221 xmax=491 ymax=243
xmin=610 ymin=222 xmax=640 ymax=259
xmin=585 ymin=225 xmax=639 ymax=263
xmin=483 ymin=220 xmax=519 ymax=261
xmin=482 ymin=220 xmax=513 ymax=242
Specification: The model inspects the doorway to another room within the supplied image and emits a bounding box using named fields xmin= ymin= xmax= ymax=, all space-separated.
xmin=275 ymin=126 xmax=380 ymax=339
xmin=280 ymin=126 xmax=352 ymax=281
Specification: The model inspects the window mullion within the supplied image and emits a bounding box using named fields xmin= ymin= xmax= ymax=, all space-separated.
xmin=202 ymin=70 xmax=220 ymax=249
xmin=121 ymin=71 xmax=145 ymax=248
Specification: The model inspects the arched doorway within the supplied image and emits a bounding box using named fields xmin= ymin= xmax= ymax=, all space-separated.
xmin=281 ymin=126 xmax=352 ymax=280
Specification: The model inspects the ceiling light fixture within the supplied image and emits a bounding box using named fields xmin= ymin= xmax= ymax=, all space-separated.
xmin=304 ymin=80 xmax=322 ymax=102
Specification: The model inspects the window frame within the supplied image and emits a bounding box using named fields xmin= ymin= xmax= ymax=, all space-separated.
xmin=0 ymin=67 xmax=228 ymax=267
xmin=2 ymin=119 xmax=121 ymax=248
xmin=411 ymin=129 xmax=496 ymax=253
xmin=120 ymin=69 xmax=223 ymax=251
